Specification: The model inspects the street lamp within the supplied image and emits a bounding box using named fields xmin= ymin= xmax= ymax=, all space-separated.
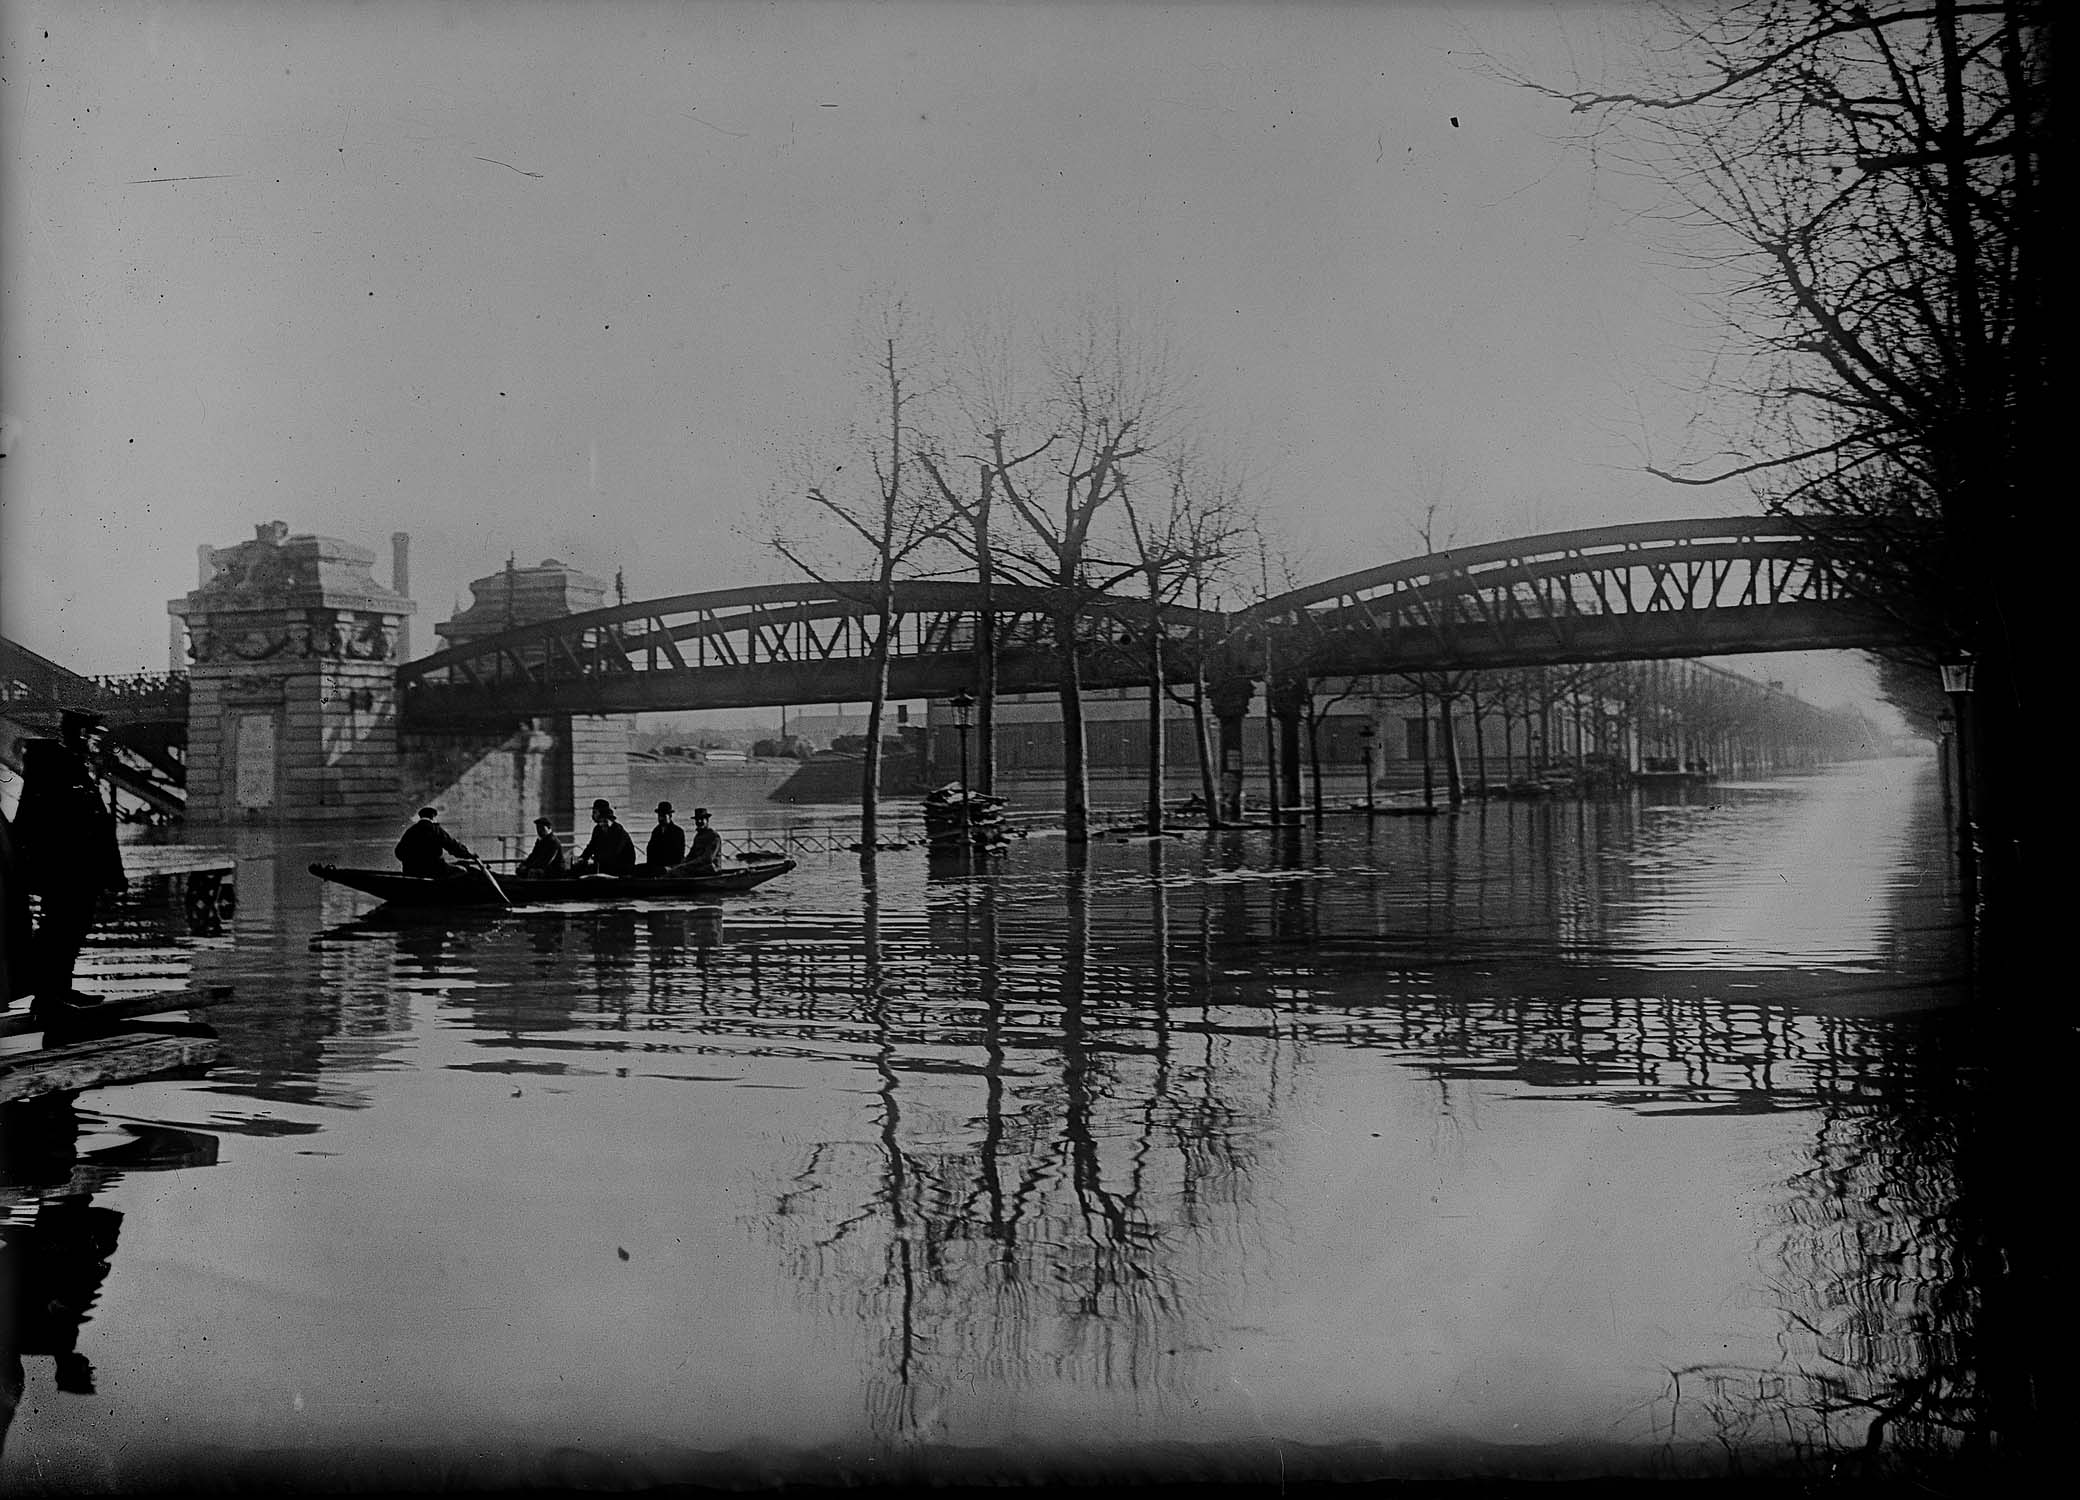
xmin=1938 ymin=659 xmax=1975 ymax=875
xmin=949 ymin=691 xmax=976 ymax=833
xmin=1933 ymin=709 xmax=1955 ymax=819
xmin=1358 ymin=723 xmax=1377 ymax=815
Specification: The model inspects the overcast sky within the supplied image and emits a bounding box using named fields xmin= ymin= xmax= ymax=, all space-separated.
xmin=0 ymin=0 xmax=1883 ymax=711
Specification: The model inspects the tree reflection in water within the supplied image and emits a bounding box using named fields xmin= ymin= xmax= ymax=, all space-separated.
xmin=740 ymin=791 xmax=2002 ymax=1475
xmin=760 ymin=844 xmax=1273 ymax=1447
xmin=1648 ymin=1002 xmax=1994 ymax=1479
xmin=68 ymin=764 xmax=2012 ymax=1479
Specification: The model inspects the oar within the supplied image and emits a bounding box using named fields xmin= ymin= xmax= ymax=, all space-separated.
xmin=468 ymin=858 xmax=514 ymax=906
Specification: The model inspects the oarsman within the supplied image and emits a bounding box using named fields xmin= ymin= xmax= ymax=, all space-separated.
xmin=571 ymin=799 xmax=637 ymax=877
xmin=11 ymin=709 xmax=126 ymax=1021
xmin=643 ymin=802 xmax=686 ymax=875
xmin=395 ymin=807 xmax=478 ymax=879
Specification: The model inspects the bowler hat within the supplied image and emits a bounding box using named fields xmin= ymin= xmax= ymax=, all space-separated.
xmin=693 ymin=807 xmax=711 ymax=820
xmin=418 ymin=806 xmax=439 ymax=819
xmin=656 ymin=801 xmax=674 ymax=814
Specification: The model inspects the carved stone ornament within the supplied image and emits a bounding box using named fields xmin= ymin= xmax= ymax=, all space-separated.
xmin=224 ymin=672 xmax=288 ymax=701
xmin=227 ymin=627 xmax=296 ymax=662
xmin=349 ymin=614 xmax=396 ymax=661
xmin=302 ymin=610 xmax=348 ymax=660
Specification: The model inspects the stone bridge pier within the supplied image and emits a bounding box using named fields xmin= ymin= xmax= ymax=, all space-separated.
xmin=170 ymin=525 xmax=627 ymax=833
xmin=171 ymin=523 xmax=415 ymax=825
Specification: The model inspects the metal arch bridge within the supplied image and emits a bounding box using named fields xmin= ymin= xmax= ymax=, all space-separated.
xmin=399 ymin=580 xmax=1218 ymax=726
xmin=398 ymin=517 xmax=1902 ymax=725
xmin=1240 ymin=516 xmax=1904 ymax=678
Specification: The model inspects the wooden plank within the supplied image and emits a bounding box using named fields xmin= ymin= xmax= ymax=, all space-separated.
xmin=0 ymin=986 xmax=233 ymax=1041
xmin=117 ymin=845 xmax=236 ymax=878
xmin=0 ymin=1032 xmax=219 ymax=1106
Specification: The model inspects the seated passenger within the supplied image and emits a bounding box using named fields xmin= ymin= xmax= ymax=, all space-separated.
xmin=642 ymin=802 xmax=686 ymax=876
xmin=395 ymin=807 xmax=476 ymax=879
xmin=570 ymin=799 xmax=637 ymax=877
xmin=670 ymin=806 xmax=723 ymax=875
xmin=516 ymin=817 xmax=566 ymax=877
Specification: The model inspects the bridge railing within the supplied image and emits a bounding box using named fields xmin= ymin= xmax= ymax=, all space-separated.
xmin=1 ymin=641 xmax=191 ymax=725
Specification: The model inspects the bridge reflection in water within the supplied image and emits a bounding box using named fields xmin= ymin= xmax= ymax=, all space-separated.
xmin=0 ymin=758 xmax=2010 ymax=1487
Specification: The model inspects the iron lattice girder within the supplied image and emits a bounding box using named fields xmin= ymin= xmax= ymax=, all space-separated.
xmin=395 ymin=519 xmax=1891 ymax=724
xmin=1263 ymin=541 xmax=1844 ymax=657
xmin=399 ymin=580 xmax=1225 ymax=695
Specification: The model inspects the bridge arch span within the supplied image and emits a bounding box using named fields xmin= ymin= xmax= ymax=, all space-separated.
xmin=400 ymin=517 xmax=1903 ymax=725
xmin=1245 ymin=517 xmax=1901 ymax=676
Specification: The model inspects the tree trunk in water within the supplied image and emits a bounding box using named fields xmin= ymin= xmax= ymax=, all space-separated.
xmin=1263 ymin=704 xmax=1281 ymax=824
xmin=1190 ymin=685 xmax=1219 ymax=826
xmin=1145 ymin=622 xmax=1165 ymax=835
xmin=1057 ymin=612 xmax=1090 ymax=843
xmin=1471 ymin=689 xmax=1488 ymax=798
xmin=1307 ymin=711 xmax=1324 ymax=823
xmin=975 ymin=467 xmax=998 ymax=796
xmin=1440 ymin=691 xmax=1464 ymax=807
xmin=859 ymin=600 xmax=893 ymax=860
xmin=1419 ymin=687 xmax=1435 ymax=810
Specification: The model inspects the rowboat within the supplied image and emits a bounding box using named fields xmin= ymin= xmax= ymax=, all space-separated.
xmin=309 ymin=854 xmax=796 ymax=909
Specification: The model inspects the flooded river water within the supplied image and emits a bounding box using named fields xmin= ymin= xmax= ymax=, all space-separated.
xmin=2 ymin=756 xmax=2007 ymax=1487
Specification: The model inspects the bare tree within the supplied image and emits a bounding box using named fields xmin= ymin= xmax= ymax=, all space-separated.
xmin=1117 ymin=448 xmax=1254 ymax=834
xmin=1505 ymin=0 xmax=2047 ymax=884
xmin=768 ymin=307 xmax=956 ymax=860
xmin=1157 ymin=472 xmax=1258 ymax=826
xmin=985 ymin=315 xmax=1191 ymax=843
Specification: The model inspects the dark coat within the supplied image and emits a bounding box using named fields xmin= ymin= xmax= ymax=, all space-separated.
xmin=0 ymin=811 xmax=32 ymax=1001
xmin=518 ymin=833 xmax=566 ymax=875
xmin=575 ymin=819 xmax=637 ymax=876
xmin=683 ymin=824 xmax=723 ymax=872
xmin=11 ymin=739 xmax=124 ymax=897
xmin=646 ymin=821 xmax=687 ymax=868
xmin=395 ymin=819 xmax=474 ymax=878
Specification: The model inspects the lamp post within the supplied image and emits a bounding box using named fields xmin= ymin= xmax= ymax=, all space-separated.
xmin=1939 ymin=659 xmax=1975 ymax=876
xmin=949 ymin=690 xmax=975 ymax=836
xmin=1933 ymin=709 xmax=1955 ymax=822
xmin=1358 ymin=723 xmax=1376 ymax=815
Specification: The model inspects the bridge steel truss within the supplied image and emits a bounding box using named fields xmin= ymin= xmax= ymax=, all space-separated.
xmin=397 ymin=518 xmax=1902 ymax=725
xmin=1243 ymin=517 xmax=1903 ymax=679
xmin=398 ymin=580 xmax=1228 ymax=726
xmin=1 ymin=636 xmax=191 ymax=809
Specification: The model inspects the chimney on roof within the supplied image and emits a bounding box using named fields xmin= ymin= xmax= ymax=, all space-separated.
xmin=392 ymin=532 xmax=412 ymax=660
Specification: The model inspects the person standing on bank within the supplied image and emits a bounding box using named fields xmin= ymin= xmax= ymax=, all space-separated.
xmin=643 ymin=802 xmax=686 ymax=875
xmin=516 ymin=817 xmax=566 ymax=877
xmin=571 ymin=798 xmax=637 ymax=877
xmin=11 ymin=709 xmax=126 ymax=1020
xmin=678 ymin=807 xmax=723 ymax=874
xmin=395 ymin=807 xmax=478 ymax=879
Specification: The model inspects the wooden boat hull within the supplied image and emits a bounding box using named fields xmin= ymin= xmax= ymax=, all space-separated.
xmin=309 ymin=857 xmax=796 ymax=909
